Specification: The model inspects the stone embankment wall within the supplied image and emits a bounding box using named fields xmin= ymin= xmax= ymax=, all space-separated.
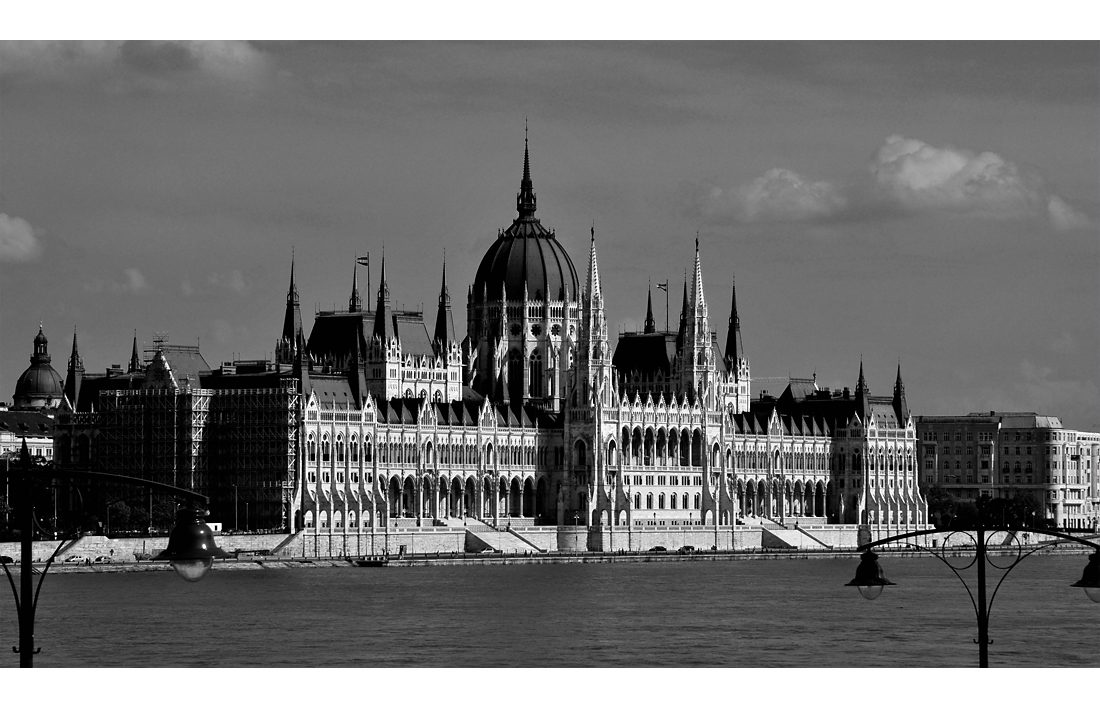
xmin=6 ymin=525 xmax=1051 ymax=563
xmin=0 ymin=533 xmax=288 ymax=563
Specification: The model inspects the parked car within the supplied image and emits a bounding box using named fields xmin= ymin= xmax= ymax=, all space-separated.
xmin=63 ymin=555 xmax=84 ymax=563
xmin=677 ymin=545 xmax=696 ymax=554
xmin=648 ymin=546 xmax=667 ymax=552
xmin=0 ymin=555 xmax=12 ymax=564
xmin=93 ymin=555 xmax=112 ymax=563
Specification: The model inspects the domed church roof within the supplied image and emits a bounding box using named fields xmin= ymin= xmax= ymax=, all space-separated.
xmin=471 ymin=137 xmax=578 ymax=304
xmin=13 ymin=325 xmax=65 ymax=409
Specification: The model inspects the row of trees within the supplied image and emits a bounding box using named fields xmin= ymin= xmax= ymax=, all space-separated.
xmin=922 ymin=486 xmax=1050 ymax=529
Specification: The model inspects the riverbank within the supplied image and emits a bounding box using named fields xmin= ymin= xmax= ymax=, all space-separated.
xmin=7 ymin=540 xmax=1094 ymax=574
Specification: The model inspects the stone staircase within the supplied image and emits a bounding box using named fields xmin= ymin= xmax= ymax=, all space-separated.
xmin=462 ymin=519 xmax=543 ymax=553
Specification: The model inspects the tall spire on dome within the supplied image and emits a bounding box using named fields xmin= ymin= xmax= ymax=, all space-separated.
xmin=644 ymin=282 xmax=656 ymax=334
xmin=724 ymin=276 xmax=744 ymax=361
xmin=856 ymin=358 xmax=868 ymax=395
xmin=128 ymin=331 xmax=141 ymax=374
xmin=349 ymin=262 xmax=362 ymax=313
xmin=516 ymin=119 xmax=537 ymax=219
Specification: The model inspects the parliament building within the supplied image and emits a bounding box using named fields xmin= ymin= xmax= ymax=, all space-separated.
xmin=51 ymin=140 xmax=928 ymax=554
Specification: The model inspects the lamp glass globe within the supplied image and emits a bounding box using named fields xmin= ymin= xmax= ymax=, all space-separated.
xmin=171 ymin=558 xmax=213 ymax=582
xmin=857 ymin=584 xmax=884 ymax=601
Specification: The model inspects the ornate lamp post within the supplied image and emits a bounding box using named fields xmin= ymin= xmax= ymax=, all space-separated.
xmin=845 ymin=497 xmax=1099 ymax=667
xmin=2 ymin=440 xmax=228 ymax=667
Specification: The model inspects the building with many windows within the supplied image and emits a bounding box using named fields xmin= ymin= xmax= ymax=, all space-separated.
xmin=916 ymin=412 xmax=1099 ymax=530
xmin=50 ymin=138 xmax=928 ymax=552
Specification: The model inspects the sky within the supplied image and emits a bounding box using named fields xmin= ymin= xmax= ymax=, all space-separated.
xmin=2 ymin=38 xmax=1098 ymax=430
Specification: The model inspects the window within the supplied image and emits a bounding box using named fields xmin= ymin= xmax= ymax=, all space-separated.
xmin=658 ymin=494 xmax=666 ymax=509
xmin=646 ymin=494 xmax=653 ymax=510
xmin=693 ymin=494 xmax=701 ymax=509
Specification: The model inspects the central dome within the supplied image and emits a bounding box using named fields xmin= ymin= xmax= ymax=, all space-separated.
xmin=471 ymin=140 xmax=578 ymax=304
xmin=13 ymin=326 xmax=65 ymax=409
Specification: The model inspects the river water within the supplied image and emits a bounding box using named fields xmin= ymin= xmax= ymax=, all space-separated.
xmin=1 ymin=554 xmax=1096 ymax=667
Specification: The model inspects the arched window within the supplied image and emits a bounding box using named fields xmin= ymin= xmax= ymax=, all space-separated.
xmin=607 ymin=440 xmax=616 ymax=465
xmin=683 ymin=493 xmax=689 ymax=509
xmin=322 ymin=435 xmax=330 ymax=462
xmin=634 ymin=494 xmax=641 ymax=509
xmin=350 ymin=436 xmax=359 ymax=462
xmin=336 ymin=436 xmax=345 ymax=463
xmin=404 ymin=388 xmax=413 ymax=398
xmin=658 ymin=493 xmax=666 ymax=509
xmin=670 ymin=493 xmax=678 ymax=509
xmin=434 ymin=390 xmax=443 ymax=403
xmin=508 ymin=348 xmax=523 ymax=402
xmin=693 ymin=493 xmax=701 ymax=509
xmin=646 ymin=494 xmax=654 ymax=510
xmin=365 ymin=439 xmax=373 ymax=463
xmin=529 ymin=349 xmax=543 ymax=397
xmin=307 ymin=434 xmax=316 ymax=463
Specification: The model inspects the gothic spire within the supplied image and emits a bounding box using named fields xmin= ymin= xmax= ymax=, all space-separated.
xmin=372 ymin=253 xmax=395 ymax=342
xmin=128 ymin=331 xmax=141 ymax=374
xmin=434 ymin=254 xmax=454 ymax=349
xmin=644 ymin=283 xmax=656 ymax=334
xmin=282 ymin=255 xmax=302 ymax=343
xmin=584 ymin=225 xmax=602 ymax=303
xmin=856 ymin=358 xmax=868 ymax=395
xmin=690 ymin=237 xmax=706 ymax=310
xmin=516 ymin=121 xmax=537 ymax=219
xmin=893 ymin=361 xmax=908 ymax=422
xmin=724 ymin=276 xmax=744 ymax=361
xmin=349 ymin=262 xmax=362 ymax=313
xmin=65 ymin=327 xmax=84 ymax=408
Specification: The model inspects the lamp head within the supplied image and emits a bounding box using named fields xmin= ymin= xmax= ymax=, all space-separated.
xmin=1070 ymin=551 xmax=1100 ymax=603
xmin=846 ymin=550 xmax=895 ymax=601
xmin=153 ymin=507 xmax=231 ymax=582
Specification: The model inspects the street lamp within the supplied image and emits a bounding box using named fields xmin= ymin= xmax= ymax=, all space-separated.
xmin=1 ymin=439 xmax=227 ymax=667
xmin=844 ymin=499 xmax=1100 ymax=667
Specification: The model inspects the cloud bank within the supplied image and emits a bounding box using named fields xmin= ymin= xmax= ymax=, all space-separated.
xmin=871 ymin=135 xmax=1090 ymax=229
xmin=0 ymin=213 xmax=41 ymax=262
xmin=688 ymin=168 xmax=847 ymax=224
xmin=0 ymin=41 xmax=272 ymax=86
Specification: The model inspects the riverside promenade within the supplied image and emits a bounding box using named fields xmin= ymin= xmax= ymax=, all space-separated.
xmin=5 ymin=538 xmax=1094 ymax=575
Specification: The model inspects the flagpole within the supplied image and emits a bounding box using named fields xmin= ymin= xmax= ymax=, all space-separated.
xmin=664 ymin=279 xmax=669 ymax=332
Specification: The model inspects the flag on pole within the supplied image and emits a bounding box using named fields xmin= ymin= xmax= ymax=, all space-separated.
xmin=656 ymin=281 xmax=668 ymax=292
xmin=356 ymin=255 xmax=369 ymax=266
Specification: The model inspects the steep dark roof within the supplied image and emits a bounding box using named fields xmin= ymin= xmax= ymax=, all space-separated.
xmin=0 ymin=409 xmax=54 ymax=437
xmin=613 ymin=332 xmax=676 ymax=377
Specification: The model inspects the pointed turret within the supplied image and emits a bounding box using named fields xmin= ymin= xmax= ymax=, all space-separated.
xmin=516 ymin=121 xmax=537 ymax=219
xmin=372 ymin=254 xmax=396 ymax=342
xmin=690 ymin=238 xmax=706 ymax=310
xmin=348 ymin=263 xmax=362 ymax=313
xmin=65 ymin=328 xmax=84 ymax=408
xmin=892 ymin=362 xmax=908 ymax=423
xmin=584 ymin=226 xmax=602 ymax=303
xmin=434 ymin=255 xmax=456 ymax=350
xmin=724 ymin=277 xmax=744 ymax=362
xmin=855 ymin=358 xmax=870 ymax=420
xmin=128 ymin=332 xmax=141 ymax=374
xmin=644 ymin=285 xmax=656 ymax=334
xmin=282 ymin=256 xmax=303 ymax=343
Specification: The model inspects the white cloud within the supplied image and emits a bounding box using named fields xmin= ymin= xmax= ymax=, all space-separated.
xmin=208 ymin=269 xmax=248 ymax=293
xmin=871 ymin=135 xmax=1091 ymax=229
xmin=0 ymin=213 xmax=41 ymax=262
xmin=121 ymin=268 xmax=147 ymax=292
xmin=691 ymin=168 xmax=847 ymax=224
xmin=0 ymin=41 xmax=271 ymax=85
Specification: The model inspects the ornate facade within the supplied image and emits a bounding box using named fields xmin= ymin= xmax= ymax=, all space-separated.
xmin=296 ymin=140 xmax=928 ymax=544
